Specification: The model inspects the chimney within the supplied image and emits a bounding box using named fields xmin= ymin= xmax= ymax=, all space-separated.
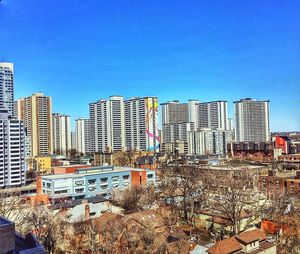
xmin=85 ymin=204 xmax=90 ymax=220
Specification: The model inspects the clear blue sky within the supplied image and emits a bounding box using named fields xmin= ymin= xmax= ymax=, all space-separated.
xmin=0 ymin=0 xmax=299 ymax=131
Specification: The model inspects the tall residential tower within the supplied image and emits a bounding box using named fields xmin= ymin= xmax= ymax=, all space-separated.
xmin=0 ymin=62 xmax=14 ymax=117
xmin=89 ymin=96 xmax=125 ymax=153
xmin=16 ymin=93 xmax=53 ymax=156
xmin=52 ymin=113 xmax=71 ymax=155
xmin=234 ymin=98 xmax=270 ymax=142
xmin=125 ymin=97 xmax=159 ymax=152
xmin=75 ymin=118 xmax=90 ymax=154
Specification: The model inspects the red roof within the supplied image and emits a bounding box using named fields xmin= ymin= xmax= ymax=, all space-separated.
xmin=208 ymin=237 xmax=242 ymax=254
xmin=236 ymin=228 xmax=266 ymax=244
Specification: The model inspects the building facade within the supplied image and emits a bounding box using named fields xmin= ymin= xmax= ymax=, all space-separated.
xmin=39 ymin=165 xmax=156 ymax=200
xmin=234 ymin=98 xmax=270 ymax=142
xmin=89 ymin=96 xmax=125 ymax=153
xmin=16 ymin=93 xmax=53 ymax=156
xmin=0 ymin=108 xmax=26 ymax=188
xmin=75 ymin=118 xmax=90 ymax=154
xmin=188 ymin=128 xmax=231 ymax=156
xmin=197 ymin=100 xmax=228 ymax=130
xmin=52 ymin=113 xmax=71 ymax=155
xmin=163 ymin=122 xmax=195 ymax=144
xmin=125 ymin=97 xmax=159 ymax=152
xmin=0 ymin=62 xmax=14 ymax=117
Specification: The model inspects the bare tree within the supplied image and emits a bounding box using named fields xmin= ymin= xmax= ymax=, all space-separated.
xmin=21 ymin=206 xmax=66 ymax=253
xmin=0 ymin=192 xmax=25 ymax=232
xmin=116 ymin=185 xmax=158 ymax=214
xmin=209 ymin=170 xmax=267 ymax=236
xmin=159 ymin=164 xmax=208 ymax=224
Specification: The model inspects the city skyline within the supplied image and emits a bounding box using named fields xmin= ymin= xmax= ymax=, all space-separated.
xmin=1 ymin=0 xmax=299 ymax=131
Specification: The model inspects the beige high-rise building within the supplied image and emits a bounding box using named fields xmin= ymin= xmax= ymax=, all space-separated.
xmin=16 ymin=92 xmax=53 ymax=156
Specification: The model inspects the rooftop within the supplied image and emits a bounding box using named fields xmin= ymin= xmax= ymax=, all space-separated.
xmin=236 ymin=228 xmax=266 ymax=244
xmin=42 ymin=165 xmax=147 ymax=180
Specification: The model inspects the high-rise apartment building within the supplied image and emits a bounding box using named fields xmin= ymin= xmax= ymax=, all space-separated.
xmin=188 ymin=99 xmax=199 ymax=129
xmin=0 ymin=62 xmax=14 ymax=117
xmin=71 ymin=131 xmax=76 ymax=150
xmin=0 ymin=85 xmax=25 ymax=188
xmin=188 ymin=128 xmax=231 ymax=156
xmin=52 ymin=113 xmax=71 ymax=155
xmin=234 ymin=98 xmax=270 ymax=142
xmin=75 ymin=118 xmax=90 ymax=154
xmin=161 ymin=101 xmax=188 ymax=125
xmin=197 ymin=100 xmax=228 ymax=130
xmin=89 ymin=96 xmax=125 ymax=153
xmin=16 ymin=93 xmax=53 ymax=156
xmin=161 ymin=101 xmax=190 ymax=143
xmin=125 ymin=97 xmax=159 ymax=151
xmin=163 ymin=122 xmax=194 ymax=144
xmin=0 ymin=62 xmax=26 ymax=187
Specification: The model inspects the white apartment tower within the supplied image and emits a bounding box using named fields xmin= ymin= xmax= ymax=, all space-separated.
xmin=89 ymin=96 xmax=125 ymax=152
xmin=125 ymin=97 xmax=159 ymax=152
xmin=234 ymin=98 xmax=270 ymax=142
xmin=188 ymin=128 xmax=231 ymax=156
xmin=71 ymin=132 xmax=76 ymax=150
xmin=0 ymin=62 xmax=26 ymax=187
xmin=0 ymin=62 xmax=14 ymax=117
xmin=16 ymin=93 xmax=53 ymax=156
xmin=75 ymin=118 xmax=90 ymax=154
xmin=197 ymin=100 xmax=228 ymax=130
xmin=0 ymin=108 xmax=26 ymax=187
xmin=52 ymin=113 xmax=71 ymax=155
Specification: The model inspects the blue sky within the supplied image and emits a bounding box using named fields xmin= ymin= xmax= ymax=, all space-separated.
xmin=0 ymin=0 xmax=299 ymax=131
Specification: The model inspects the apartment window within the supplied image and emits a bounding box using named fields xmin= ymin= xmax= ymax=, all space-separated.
xmin=88 ymin=179 xmax=96 ymax=185
xmin=147 ymin=174 xmax=154 ymax=179
xmin=112 ymin=176 xmax=119 ymax=182
xmin=123 ymin=175 xmax=130 ymax=180
xmin=54 ymin=189 xmax=68 ymax=194
xmin=100 ymin=177 xmax=108 ymax=183
xmin=46 ymin=182 xmax=51 ymax=188
xmin=74 ymin=180 xmax=84 ymax=186
xmin=75 ymin=188 xmax=84 ymax=193
xmin=100 ymin=184 xmax=108 ymax=190
xmin=88 ymin=186 xmax=96 ymax=192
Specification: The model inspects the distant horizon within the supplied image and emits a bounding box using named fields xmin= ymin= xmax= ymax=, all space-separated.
xmin=1 ymin=0 xmax=299 ymax=131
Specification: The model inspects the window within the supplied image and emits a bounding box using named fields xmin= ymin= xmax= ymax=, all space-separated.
xmin=100 ymin=185 xmax=108 ymax=190
xmin=112 ymin=176 xmax=119 ymax=182
xmin=88 ymin=186 xmax=96 ymax=192
xmin=123 ymin=175 xmax=130 ymax=180
xmin=88 ymin=179 xmax=96 ymax=185
xmin=100 ymin=177 xmax=108 ymax=183
xmin=75 ymin=188 xmax=84 ymax=193
xmin=74 ymin=180 xmax=84 ymax=186
xmin=54 ymin=189 xmax=68 ymax=194
xmin=147 ymin=174 xmax=154 ymax=179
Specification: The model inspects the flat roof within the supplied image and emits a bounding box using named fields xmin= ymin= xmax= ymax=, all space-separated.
xmin=42 ymin=166 xmax=148 ymax=180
